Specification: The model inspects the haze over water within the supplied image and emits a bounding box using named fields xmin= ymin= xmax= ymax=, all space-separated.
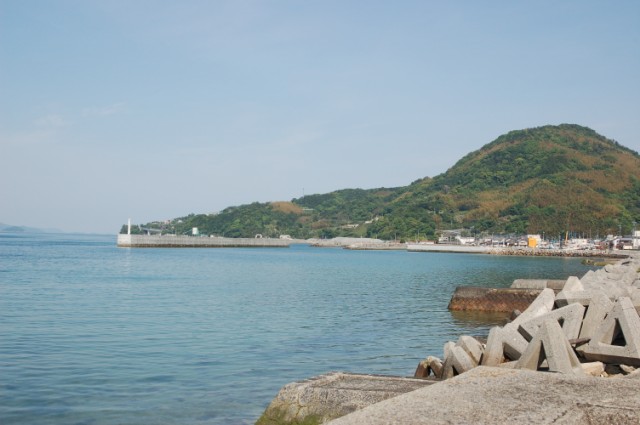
xmin=0 ymin=233 xmax=596 ymax=424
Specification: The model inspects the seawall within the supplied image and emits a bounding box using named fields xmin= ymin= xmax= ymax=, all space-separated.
xmin=117 ymin=234 xmax=291 ymax=248
xmin=407 ymin=243 xmax=628 ymax=258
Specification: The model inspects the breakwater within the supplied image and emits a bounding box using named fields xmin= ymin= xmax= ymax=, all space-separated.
xmin=447 ymin=286 xmax=544 ymax=312
xmin=117 ymin=234 xmax=292 ymax=248
xmin=488 ymin=247 xmax=628 ymax=258
xmin=407 ymin=243 xmax=628 ymax=258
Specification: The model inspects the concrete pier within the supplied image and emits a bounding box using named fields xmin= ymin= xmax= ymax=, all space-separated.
xmin=117 ymin=234 xmax=292 ymax=248
xmin=448 ymin=286 xmax=544 ymax=312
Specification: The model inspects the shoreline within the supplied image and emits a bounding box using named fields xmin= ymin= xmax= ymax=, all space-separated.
xmin=258 ymin=254 xmax=640 ymax=424
xmin=407 ymin=243 xmax=630 ymax=258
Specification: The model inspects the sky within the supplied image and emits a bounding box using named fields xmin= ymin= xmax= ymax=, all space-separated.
xmin=1 ymin=1 xmax=639 ymax=234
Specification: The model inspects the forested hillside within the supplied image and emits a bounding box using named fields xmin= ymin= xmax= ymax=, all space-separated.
xmin=125 ymin=125 xmax=640 ymax=240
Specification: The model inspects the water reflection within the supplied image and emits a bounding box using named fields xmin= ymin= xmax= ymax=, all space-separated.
xmin=449 ymin=310 xmax=511 ymax=329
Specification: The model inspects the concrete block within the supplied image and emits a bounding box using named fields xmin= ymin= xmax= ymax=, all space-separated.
xmin=511 ymin=279 xmax=548 ymax=290
xmin=580 ymin=269 xmax=597 ymax=285
xmin=509 ymin=309 xmax=521 ymax=321
xmin=442 ymin=345 xmax=480 ymax=380
xmin=546 ymin=280 xmax=569 ymax=291
xmin=328 ymin=367 xmax=640 ymax=425
xmin=456 ymin=335 xmax=483 ymax=365
xmin=516 ymin=319 xmax=585 ymax=376
xmin=581 ymin=361 xmax=605 ymax=376
xmin=480 ymin=327 xmax=504 ymax=366
xmin=429 ymin=357 xmax=444 ymax=379
xmin=510 ymin=288 xmax=555 ymax=327
xmin=414 ymin=356 xmax=443 ymax=379
xmin=578 ymin=290 xmax=613 ymax=341
xmin=605 ymin=264 xmax=622 ymax=274
xmin=441 ymin=352 xmax=455 ymax=380
xmin=450 ymin=346 xmax=476 ymax=375
xmin=555 ymin=289 xmax=599 ymax=307
xmin=480 ymin=325 xmax=528 ymax=366
xmin=581 ymin=297 xmax=640 ymax=367
xmin=496 ymin=360 xmax=518 ymax=369
xmin=620 ymin=364 xmax=637 ymax=375
xmin=562 ymin=276 xmax=584 ymax=292
xmin=257 ymin=372 xmax=434 ymax=425
xmin=502 ymin=324 xmax=529 ymax=360
xmin=443 ymin=341 xmax=455 ymax=360
xmin=510 ymin=279 xmax=566 ymax=290
xmin=414 ymin=359 xmax=429 ymax=378
xmin=626 ymin=369 xmax=640 ymax=379
xmin=448 ymin=286 xmax=543 ymax=312
xmin=518 ymin=303 xmax=585 ymax=342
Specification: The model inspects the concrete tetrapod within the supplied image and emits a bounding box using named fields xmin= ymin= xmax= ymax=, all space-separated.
xmin=562 ymin=276 xmax=584 ymax=292
xmin=517 ymin=302 xmax=585 ymax=342
xmin=439 ymin=336 xmax=484 ymax=379
xmin=577 ymin=290 xmax=613 ymax=341
xmin=481 ymin=288 xmax=555 ymax=367
xmin=441 ymin=347 xmax=472 ymax=379
xmin=516 ymin=318 xmax=585 ymax=376
xmin=456 ymin=335 xmax=483 ymax=365
xmin=414 ymin=356 xmax=443 ymax=379
xmin=509 ymin=288 xmax=555 ymax=327
xmin=581 ymin=297 xmax=640 ymax=367
xmin=555 ymin=289 xmax=602 ymax=308
xmin=481 ymin=325 xmax=529 ymax=366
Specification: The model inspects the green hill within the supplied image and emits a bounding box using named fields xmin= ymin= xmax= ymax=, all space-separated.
xmin=125 ymin=124 xmax=640 ymax=240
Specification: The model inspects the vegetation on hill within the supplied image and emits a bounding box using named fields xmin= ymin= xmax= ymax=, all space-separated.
xmin=123 ymin=124 xmax=640 ymax=241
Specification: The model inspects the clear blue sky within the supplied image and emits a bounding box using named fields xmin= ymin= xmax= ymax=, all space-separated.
xmin=1 ymin=1 xmax=639 ymax=234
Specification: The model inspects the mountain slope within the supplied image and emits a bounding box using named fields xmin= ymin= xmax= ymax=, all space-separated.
xmin=383 ymin=124 xmax=640 ymax=237
xmin=127 ymin=124 xmax=640 ymax=240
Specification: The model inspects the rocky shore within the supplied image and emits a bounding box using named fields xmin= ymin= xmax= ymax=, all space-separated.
xmin=257 ymin=252 xmax=640 ymax=424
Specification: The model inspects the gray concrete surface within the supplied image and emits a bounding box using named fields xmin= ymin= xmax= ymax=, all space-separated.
xmin=581 ymin=296 xmax=640 ymax=366
xmin=516 ymin=319 xmax=584 ymax=375
xmin=578 ymin=290 xmax=613 ymax=340
xmin=511 ymin=278 xmax=566 ymax=290
xmin=518 ymin=302 xmax=585 ymax=341
xmin=329 ymin=367 xmax=640 ymax=425
xmin=256 ymin=372 xmax=434 ymax=424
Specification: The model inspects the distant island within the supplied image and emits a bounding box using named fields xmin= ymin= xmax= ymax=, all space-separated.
xmin=0 ymin=223 xmax=61 ymax=233
xmin=123 ymin=124 xmax=640 ymax=243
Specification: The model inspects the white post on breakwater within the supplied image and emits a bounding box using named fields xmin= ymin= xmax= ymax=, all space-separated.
xmin=128 ymin=218 xmax=131 ymax=235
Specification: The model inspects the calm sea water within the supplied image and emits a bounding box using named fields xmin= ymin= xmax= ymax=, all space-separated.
xmin=0 ymin=232 xmax=596 ymax=424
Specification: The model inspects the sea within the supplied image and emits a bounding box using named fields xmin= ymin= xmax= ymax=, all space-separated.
xmin=0 ymin=232 xmax=597 ymax=424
